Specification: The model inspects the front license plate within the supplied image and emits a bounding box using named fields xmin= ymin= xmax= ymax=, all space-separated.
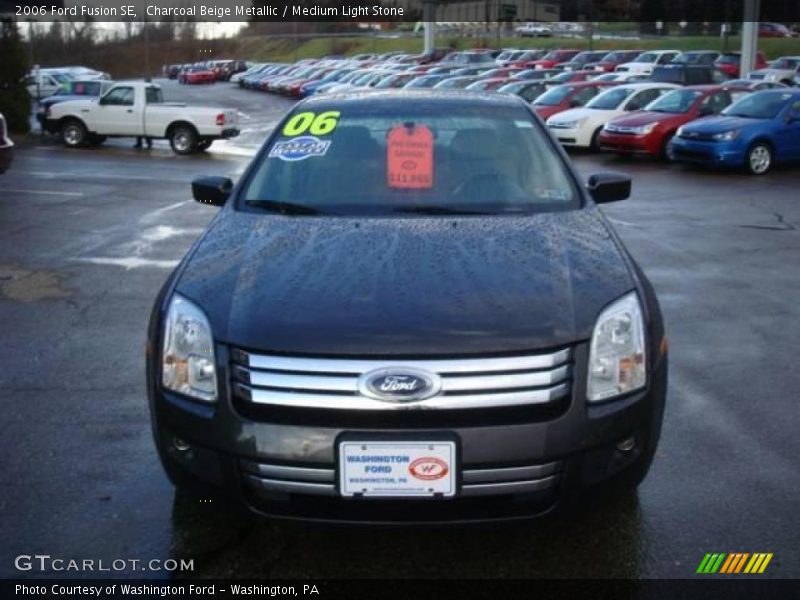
xmin=339 ymin=441 xmax=456 ymax=498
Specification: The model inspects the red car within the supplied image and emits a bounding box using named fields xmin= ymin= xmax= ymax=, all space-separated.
xmin=532 ymin=81 xmax=616 ymax=120
xmin=714 ymin=51 xmax=769 ymax=77
xmin=528 ymin=49 xmax=581 ymax=70
xmin=181 ymin=67 xmax=216 ymax=85
xmin=598 ymin=85 xmax=747 ymax=159
xmin=584 ymin=50 xmax=644 ymax=73
xmin=758 ymin=22 xmax=797 ymax=38
xmin=545 ymin=70 xmax=598 ymax=85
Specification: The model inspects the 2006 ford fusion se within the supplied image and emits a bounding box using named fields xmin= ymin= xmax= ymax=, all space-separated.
xmin=147 ymin=91 xmax=667 ymax=523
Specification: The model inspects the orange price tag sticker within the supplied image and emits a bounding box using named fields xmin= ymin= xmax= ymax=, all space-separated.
xmin=386 ymin=124 xmax=434 ymax=190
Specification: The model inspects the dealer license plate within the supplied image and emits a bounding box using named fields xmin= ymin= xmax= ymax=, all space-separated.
xmin=339 ymin=441 xmax=456 ymax=498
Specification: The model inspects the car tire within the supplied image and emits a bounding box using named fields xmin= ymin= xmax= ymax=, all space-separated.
xmin=661 ymin=133 xmax=675 ymax=161
xmin=61 ymin=119 xmax=87 ymax=148
xmin=169 ymin=125 xmax=198 ymax=155
xmin=746 ymin=142 xmax=772 ymax=175
xmin=590 ymin=127 xmax=603 ymax=151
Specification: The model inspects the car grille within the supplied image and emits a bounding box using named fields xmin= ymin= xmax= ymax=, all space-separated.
xmin=240 ymin=457 xmax=561 ymax=498
xmin=674 ymin=148 xmax=713 ymax=161
xmin=231 ymin=347 xmax=572 ymax=412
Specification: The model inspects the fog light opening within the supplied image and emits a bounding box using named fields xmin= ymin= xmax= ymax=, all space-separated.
xmin=616 ymin=436 xmax=636 ymax=453
xmin=173 ymin=437 xmax=191 ymax=452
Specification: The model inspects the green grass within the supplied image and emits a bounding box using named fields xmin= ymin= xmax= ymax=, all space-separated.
xmin=240 ymin=34 xmax=800 ymax=63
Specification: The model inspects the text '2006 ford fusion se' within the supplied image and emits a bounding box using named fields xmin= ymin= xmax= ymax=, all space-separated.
xmin=146 ymin=91 xmax=667 ymax=523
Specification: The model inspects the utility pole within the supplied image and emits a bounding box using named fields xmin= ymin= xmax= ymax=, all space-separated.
xmin=144 ymin=17 xmax=150 ymax=80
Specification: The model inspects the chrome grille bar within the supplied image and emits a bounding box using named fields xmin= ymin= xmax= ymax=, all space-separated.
xmin=232 ymin=347 xmax=572 ymax=410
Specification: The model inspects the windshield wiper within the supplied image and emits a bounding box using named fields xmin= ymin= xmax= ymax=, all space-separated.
xmin=244 ymin=200 xmax=325 ymax=215
xmin=393 ymin=206 xmax=491 ymax=216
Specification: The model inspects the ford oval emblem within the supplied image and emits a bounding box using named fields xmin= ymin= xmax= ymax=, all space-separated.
xmin=358 ymin=367 xmax=441 ymax=403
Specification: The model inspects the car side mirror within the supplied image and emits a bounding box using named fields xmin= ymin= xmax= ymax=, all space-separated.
xmin=192 ymin=176 xmax=233 ymax=207
xmin=569 ymin=98 xmax=582 ymax=107
xmin=697 ymin=106 xmax=714 ymax=117
xmin=587 ymin=172 xmax=631 ymax=204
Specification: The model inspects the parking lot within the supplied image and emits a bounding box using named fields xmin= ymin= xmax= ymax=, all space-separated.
xmin=1 ymin=79 xmax=799 ymax=579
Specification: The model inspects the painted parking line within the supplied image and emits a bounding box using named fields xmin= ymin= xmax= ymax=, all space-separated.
xmin=4 ymin=188 xmax=84 ymax=197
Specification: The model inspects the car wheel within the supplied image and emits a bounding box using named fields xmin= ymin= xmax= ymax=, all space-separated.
xmin=661 ymin=133 xmax=675 ymax=161
xmin=169 ymin=125 xmax=197 ymax=155
xmin=590 ymin=127 xmax=603 ymax=151
xmin=61 ymin=120 xmax=87 ymax=148
xmin=746 ymin=143 xmax=772 ymax=175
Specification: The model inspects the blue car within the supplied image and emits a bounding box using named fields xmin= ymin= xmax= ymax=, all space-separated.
xmin=669 ymin=89 xmax=800 ymax=174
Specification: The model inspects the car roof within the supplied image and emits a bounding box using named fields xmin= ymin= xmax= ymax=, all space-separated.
xmin=616 ymin=82 xmax=680 ymax=90
xmin=300 ymin=89 xmax=527 ymax=108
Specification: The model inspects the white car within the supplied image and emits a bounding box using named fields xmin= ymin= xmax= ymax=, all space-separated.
xmin=24 ymin=70 xmax=73 ymax=98
xmin=516 ymin=24 xmax=553 ymax=37
xmin=590 ymin=72 xmax=652 ymax=83
xmin=748 ymin=56 xmax=800 ymax=86
xmin=45 ymin=81 xmax=239 ymax=154
xmin=546 ymin=83 xmax=679 ymax=149
xmin=615 ymin=50 xmax=681 ymax=75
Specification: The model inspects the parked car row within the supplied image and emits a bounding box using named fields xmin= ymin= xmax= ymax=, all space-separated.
xmin=226 ymin=47 xmax=798 ymax=173
xmin=165 ymin=60 xmax=251 ymax=83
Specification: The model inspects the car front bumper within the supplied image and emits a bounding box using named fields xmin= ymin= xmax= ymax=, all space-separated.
xmin=548 ymin=125 xmax=593 ymax=148
xmin=0 ymin=142 xmax=13 ymax=174
xmin=669 ymin=137 xmax=745 ymax=167
xmin=148 ymin=342 xmax=668 ymax=524
xmin=599 ymin=131 xmax=661 ymax=156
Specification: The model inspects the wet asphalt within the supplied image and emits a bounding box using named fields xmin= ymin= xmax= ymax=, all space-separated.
xmin=0 ymin=80 xmax=799 ymax=580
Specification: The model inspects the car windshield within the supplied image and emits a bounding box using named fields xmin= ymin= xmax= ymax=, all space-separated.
xmin=646 ymin=89 xmax=703 ymax=113
xmin=406 ymin=75 xmax=445 ymax=88
xmin=549 ymin=72 xmax=578 ymax=83
xmin=722 ymin=92 xmax=793 ymax=119
xmin=635 ymin=53 xmax=658 ymax=63
xmin=586 ymin=87 xmax=636 ymax=110
xmin=716 ymin=54 xmax=740 ymax=64
xmin=534 ymin=85 xmax=577 ymax=106
xmin=770 ymin=58 xmax=800 ymax=69
xmin=435 ymin=77 xmax=477 ymax=89
xmin=240 ymin=103 xmax=578 ymax=216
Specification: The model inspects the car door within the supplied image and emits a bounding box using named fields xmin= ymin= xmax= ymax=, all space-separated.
xmin=92 ymin=86 xmax=141 ymax=136
xmin=775 ymin=99 xmax=800 ymax=160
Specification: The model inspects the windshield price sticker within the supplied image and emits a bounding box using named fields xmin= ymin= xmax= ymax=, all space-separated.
xmin=282 ymin=111 xmax=340 ymax=137
xmin=387 ymin=124 xmax=434 ymax=189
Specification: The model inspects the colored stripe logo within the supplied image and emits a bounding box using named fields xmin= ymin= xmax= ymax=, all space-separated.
xmin=697 ymin=553 xmax=773 ymax=574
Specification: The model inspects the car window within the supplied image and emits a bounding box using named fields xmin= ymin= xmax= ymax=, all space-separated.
xmin=145 ymin=87 xmax=164 ymax=104
xmin=241 ymin=104 xmax=579 ymax=216
xmin=626 ymin=88 xmax=663 ymax=110
xmin=103 ymin=87 xmax=134 ymax=106
xmin=702 ymin=91 xmax=732 ymax=114
xmin=587 ymin=86 xmax=636 ymax=110
xmin=520 ymin=85 xmax=546 ymax=102
xmin=723 ymin=92 xmax=794 ymax=119
xmin=534 ymin=85 xmax=577 ymax=106
xmin=646 ymin=89 xmax=704 ymax=113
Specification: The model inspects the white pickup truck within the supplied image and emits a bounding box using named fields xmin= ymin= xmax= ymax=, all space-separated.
xmin=45 ymin=81 xmax=239 ymax=154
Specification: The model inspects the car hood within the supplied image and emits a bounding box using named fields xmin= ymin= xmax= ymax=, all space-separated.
xmin=174 ymin=210 xmax=635 ymax=355
xmin=609 ymin=110 xmax=685 ymax=128
xmin=548 ymin=107 xmax=613 ymax=124
xmin=683 ymin=115 xmax=763 ymax=134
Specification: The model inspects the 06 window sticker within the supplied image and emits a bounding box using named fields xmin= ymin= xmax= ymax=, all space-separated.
xmin=270 ymin=111 xmax=341 ymax=161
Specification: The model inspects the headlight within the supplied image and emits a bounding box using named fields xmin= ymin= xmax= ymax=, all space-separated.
xmin=631 ymin=123 xmax=656 ymax=134
xmin=161 ymin=294 xmax=217 ymax=402
xmin=676 ymin=125 xmax=686 ymax=137
xmin=587 ymin=292 xmax=647 ymax=402
xmin=712 ymin=130 xmax=740 ymax=141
